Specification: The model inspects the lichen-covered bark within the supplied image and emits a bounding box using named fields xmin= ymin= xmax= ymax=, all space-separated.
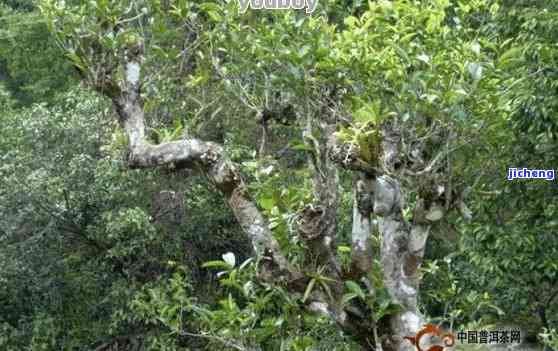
xmin=301 ymin=117 xmax=340 ymax=273
xmin=374 ymin=175 xmax=428 ymax=351
xmin=328 ymin=121 xmax=442 ymax=351
xmin=349 ymin=172 xmax=375 ymax=278
xmin=375 ymin=123 xmax=432 ymax=351
xmin=297 ymin=98 xmax=385 ymax=350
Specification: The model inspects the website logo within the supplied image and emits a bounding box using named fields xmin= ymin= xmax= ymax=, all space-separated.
xmin=404 ymin=324 xmax=455 ymax=351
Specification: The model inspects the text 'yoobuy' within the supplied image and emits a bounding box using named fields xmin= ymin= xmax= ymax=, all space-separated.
xmin=238 ymin=0 xmax=319 ymax=14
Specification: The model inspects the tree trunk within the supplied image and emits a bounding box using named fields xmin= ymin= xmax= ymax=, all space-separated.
xmin=373 ymin=122 xmax=439 ymax=351
xmin=375 ymin=176 xmax=428 ymax=351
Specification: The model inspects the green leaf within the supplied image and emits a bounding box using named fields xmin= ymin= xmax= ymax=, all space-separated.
xmin=344 ymin=16 xmax=358 ymax=27
xmin=498 ymin=47 xmax=523 ymax=69
xmin=337 ymin=245 xmax=351 ymax=253
xmin=392 ymin=43 xmax=411 ymax=66
xmin=202 ymin=260 xmax=232 ymax=269
xmin=345 ymin=280 xmax=365 ymax=300
xmin=239 ymin=258 xmax=253 ymax=270
xmin=207 ymin=10 xmax=221 ymax=22
xmin=342 ymin=292 xmax=359 ymax=306
xmin=260 ymin=197 xmax=275 ymax=211
xmin=289 ymin=141 xmax=313 ymax=151
xmin=302 ymin=278 xmax=316 ymax=303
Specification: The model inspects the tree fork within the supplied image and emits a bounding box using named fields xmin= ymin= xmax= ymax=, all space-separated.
xmin=105 ymin=46 xmax=302 ymax=285
xmin=88 ymin=43 xmax=385 ymax=351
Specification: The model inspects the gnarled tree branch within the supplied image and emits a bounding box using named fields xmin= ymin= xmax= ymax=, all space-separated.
xmin=102 ymin=44 xmax=300 ymax=284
